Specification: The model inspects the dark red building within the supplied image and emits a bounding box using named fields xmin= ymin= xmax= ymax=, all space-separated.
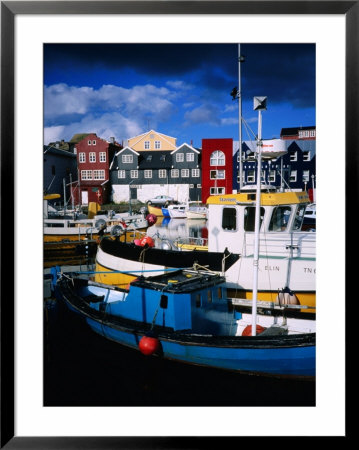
xmin=71 ymin=133 xmax=121 ymax=206
xmin=280 ymin=126 xmax=316 ymax=140
xmin=201 ymin=138 xmax=233 ymax=203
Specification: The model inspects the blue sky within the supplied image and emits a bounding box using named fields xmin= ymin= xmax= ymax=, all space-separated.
xmin=44 ymin=43 xmax=315 ymax=148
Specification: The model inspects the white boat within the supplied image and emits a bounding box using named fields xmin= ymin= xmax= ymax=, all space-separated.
xmin=185 ymin=201 xmax=208 ymax=219
xmin=167 ymin=203 xmax=187 ymax=219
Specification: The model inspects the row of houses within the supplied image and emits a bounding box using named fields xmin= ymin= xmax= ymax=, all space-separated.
xmin=44 ymin=126 xmax=316 ymax=206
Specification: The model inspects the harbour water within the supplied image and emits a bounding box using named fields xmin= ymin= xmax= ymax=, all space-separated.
xmin=44 ymin=218 xmax=315 ymax=407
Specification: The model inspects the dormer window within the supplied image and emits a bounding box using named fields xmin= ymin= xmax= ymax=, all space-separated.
xmin=122 ymin=154 xmax=133 ymax=163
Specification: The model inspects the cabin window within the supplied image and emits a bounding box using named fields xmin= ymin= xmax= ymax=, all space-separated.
xmin=269 ymin=206 xmax=291 ymax=232
xmin=222 ymin=207 xmax=237 ymax=231
xmin=244 ymin=207 xmax=265 ymax=232
xmin=217 ymin=287 xmax=222 ymax=299
xmin=207 ymin=290 xmax=212 ymax=303
xmin=293 ymin=205 xmax=306 ymax=230
xmin=195 ymin=294 xmax=201 ymax=308
xmin=46 ymin=222 xmax=64 ymax=228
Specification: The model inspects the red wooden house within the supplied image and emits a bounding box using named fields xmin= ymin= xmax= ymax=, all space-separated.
xmin=201 ymin=138 xmax=233 ymax=203
xmin=71 ymin=133 xmax=121 ymax=206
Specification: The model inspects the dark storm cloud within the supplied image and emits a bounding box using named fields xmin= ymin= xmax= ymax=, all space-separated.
xmin=44 ymin=43 xmax=315 ymax=108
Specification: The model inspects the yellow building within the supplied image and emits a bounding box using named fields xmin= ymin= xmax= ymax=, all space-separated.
xmin=127 ymin=130 xmax=177 ymax=152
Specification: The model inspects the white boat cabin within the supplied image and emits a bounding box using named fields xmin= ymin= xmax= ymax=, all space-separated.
xmin=206 ymin=189 xmax=314 ymax=256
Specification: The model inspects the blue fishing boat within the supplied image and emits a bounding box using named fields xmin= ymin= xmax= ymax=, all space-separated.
xmin=161 ymin=206 xmax=170 ymax=218
xmin=53 ymin=267 xmax=315 ymax=378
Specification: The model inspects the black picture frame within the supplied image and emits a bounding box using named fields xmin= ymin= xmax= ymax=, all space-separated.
xmin=1 ymin=1 xmax=353 ymax=447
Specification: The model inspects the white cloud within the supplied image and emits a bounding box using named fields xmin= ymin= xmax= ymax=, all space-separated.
xmin=184 ymin=104 xmax=221 ymax=126
xmin=44 ymin=82 xmax=178 ymax=143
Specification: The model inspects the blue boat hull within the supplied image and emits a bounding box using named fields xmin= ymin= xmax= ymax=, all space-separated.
xmin=87 ymin=318 xmax=315 ymax=377
xmin=55 ymin=273 xmax=315 ymax=379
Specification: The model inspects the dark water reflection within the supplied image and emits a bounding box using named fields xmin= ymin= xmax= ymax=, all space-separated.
xmin=44 ymin=299 xmax=315 ymax=407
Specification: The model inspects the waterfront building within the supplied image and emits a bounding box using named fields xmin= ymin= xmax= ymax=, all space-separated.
xmin=71 ymin=133 xmax=121 ymax=206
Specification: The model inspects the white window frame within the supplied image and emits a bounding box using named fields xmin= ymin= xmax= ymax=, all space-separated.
xmin=154 ymin=141 xmax=161 ymax=149
xmin=192 ymin=169 xmax=200 ymax=177
xmin=290 ymin=151 xmax=297 ymax=162
xmin=81 ymin=170 xmax=93 ymax=180
xmin=290 ymin=170 xmax=297 ymax=182
xmin=88 ymin=140 xmax=92 ymax=145
xmin=186 ymin=153 xmax=194 ymax=162
xmin=210 ymin=187 xmax=225 ymax=195
xmin=79 ymin=152 xmax=86 ymax=163
xmin=309 ymin=130 xmax=315 ymax=137
xmin=302 ymin=170 xmax=310 ymax=182
xmin=302 ymin=151 xmax=310 ymax=162
xmin=210 ymin=169 xmax=225 ymax=179
xmin=210 ymin=150 xmax=225 ymax=166
xmin=158 ymin=169 xmax=167 ymax=179
xmin=118 ymin=170 xmax=126 ymax=179
xmin=181 ymin=169 xmax=189 ymax=178
xmin=99 ymin=152 xmax=106 ymax=162
xmin=144 ymin=170 xmax=152 ymax=179
xmin=144 ymin=141 xmax=150 ymax=149
xmin=176 ymin=153 xmax=184 ymax=162
xmin=247 ymin=170 xmax=255 ymax=182
xmin=171 ymin=169 xmax=179 ymax=178
xmin=94 ymin=170 xmax=105 ymax=180
xmin=130 ymin=170 xmax=138 ymax=179
xmin=122 ymin=154 xmax=133 ymax=163
xmin=89 ymin=152 xmax=96 ymax=163
xmin=269 ymin=170 xmax=276 ymax=182
xmin=92 ymin=140 xmax=96 ymax=145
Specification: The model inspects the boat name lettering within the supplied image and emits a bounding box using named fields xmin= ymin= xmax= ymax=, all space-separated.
xmin=304 ymin=267 xmax=316 ymax=274
xmin=219 ymin=197 xmax=236 ymax=202
xmin=265 ymin=266 xmax=280 ymax=271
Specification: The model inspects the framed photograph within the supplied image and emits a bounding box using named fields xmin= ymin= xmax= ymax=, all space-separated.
xmin=1 ymin=1 xmax=353 ymax=447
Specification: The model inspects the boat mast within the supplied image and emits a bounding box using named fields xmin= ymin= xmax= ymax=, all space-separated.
xmin=251 ymin=96 xmax=267 ymax=336
xmin=238 ymin=44 xmax=244 ymax=190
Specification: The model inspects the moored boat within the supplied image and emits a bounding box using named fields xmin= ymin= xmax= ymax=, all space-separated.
xmin=53 ymin=267 xmax=315 ymax=378
xmin=186 ymin=201 xmax=208 ymax=219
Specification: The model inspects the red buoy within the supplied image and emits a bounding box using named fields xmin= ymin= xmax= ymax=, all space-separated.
xmin=146 ymin=214 xmax=157 ymax=226
xmin=242 ymin=324 xmax=267 ymax=336
xmin=140 ymin=236 xmax=155 ymax=247
xmin=138 ymin=335 xmax=160 ymax=355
